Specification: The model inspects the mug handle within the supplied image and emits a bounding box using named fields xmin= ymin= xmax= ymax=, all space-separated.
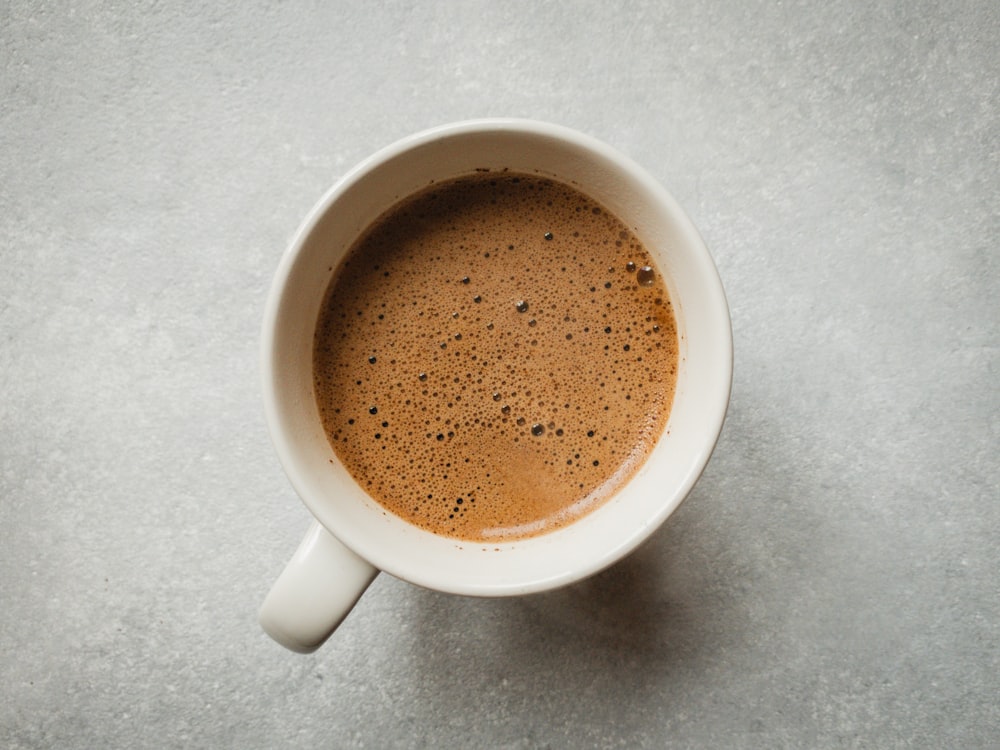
xmin=259 ymin=521 xmax=379 ymax=653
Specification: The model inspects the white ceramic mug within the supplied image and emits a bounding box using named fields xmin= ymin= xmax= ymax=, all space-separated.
xmin=258 ymin=119 xmax=732 ymax=652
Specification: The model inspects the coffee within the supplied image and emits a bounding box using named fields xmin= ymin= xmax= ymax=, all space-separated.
xmin=313 ymin=172 xmax=678 ymax=541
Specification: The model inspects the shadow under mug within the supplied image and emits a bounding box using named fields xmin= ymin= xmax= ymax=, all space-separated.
xmin=258 ymin=119 xmax=733 ymax=653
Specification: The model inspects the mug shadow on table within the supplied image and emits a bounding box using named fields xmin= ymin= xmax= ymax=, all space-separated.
xmin=394 ymin=502 xmax=737 ymax=740
xmin=399 ymin=396 xmax=792 ymax=723
xmin=404 ymin=479 xmax=755 ymax=698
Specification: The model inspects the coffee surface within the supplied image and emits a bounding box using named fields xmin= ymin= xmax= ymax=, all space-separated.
xmin=314 ymin=172 xmax=678 ymax=541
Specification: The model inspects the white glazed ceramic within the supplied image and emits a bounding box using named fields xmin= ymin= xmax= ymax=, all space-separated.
xmin=259 ymin=119 xmax=732 ymax=652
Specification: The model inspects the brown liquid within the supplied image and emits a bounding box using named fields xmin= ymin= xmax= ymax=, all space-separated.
xmin=313 ymin=173 xmax=678 ymax=541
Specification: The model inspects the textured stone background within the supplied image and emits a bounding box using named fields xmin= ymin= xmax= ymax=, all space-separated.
xmin=1 ymin=1 xmax=997 ymax=747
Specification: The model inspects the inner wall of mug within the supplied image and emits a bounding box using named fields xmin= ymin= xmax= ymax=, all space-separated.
xmin=265 ymin=121 xmax=731 ymax=595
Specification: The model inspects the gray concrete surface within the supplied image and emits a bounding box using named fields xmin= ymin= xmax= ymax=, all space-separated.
xmin=2 ymin=1 xmax=997 ymax=748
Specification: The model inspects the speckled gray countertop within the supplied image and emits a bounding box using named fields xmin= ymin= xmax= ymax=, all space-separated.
xmin=2 ymin=2 xmax=997 ymax=748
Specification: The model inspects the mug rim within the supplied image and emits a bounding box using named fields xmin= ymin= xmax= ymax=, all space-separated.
xmin=262 ymin=118 xmax=733 ymax=596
